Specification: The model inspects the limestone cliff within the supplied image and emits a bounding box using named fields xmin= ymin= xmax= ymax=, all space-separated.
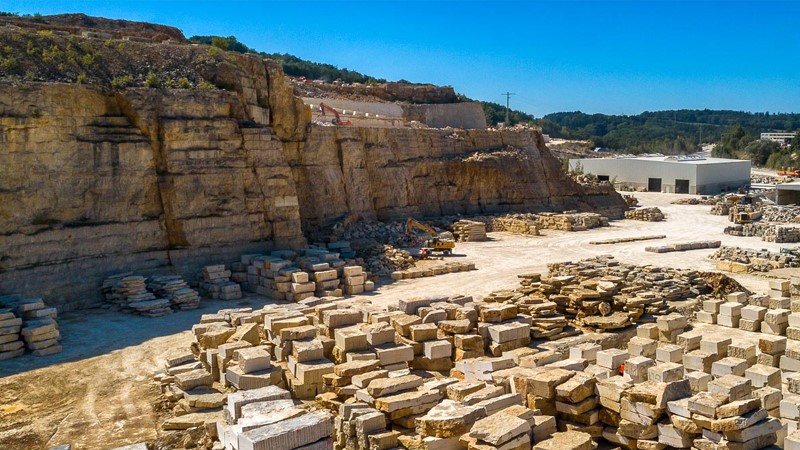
xmin=0 ymin=17 xmax=625 ymax=310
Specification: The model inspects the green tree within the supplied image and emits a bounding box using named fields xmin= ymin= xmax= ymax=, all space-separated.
xmin=743 ymin=139 xmax=780 ymax=166
xmin=210 ymin=36 xmax=229 ymax=51
xmin=793 ymin=131 xmax=800 ymax=152
xmin=713 ymin=125 xmax=753 ymax=158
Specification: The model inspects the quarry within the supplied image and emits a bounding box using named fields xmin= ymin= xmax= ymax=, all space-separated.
xmin=2 ymin=13 xmax=800 ymax=450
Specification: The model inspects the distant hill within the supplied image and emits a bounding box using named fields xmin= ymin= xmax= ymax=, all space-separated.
xmin=539 ymin=110 xmax=800 ymax=154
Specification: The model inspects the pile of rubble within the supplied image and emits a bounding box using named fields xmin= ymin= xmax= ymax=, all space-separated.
xmin=645 ymin=240 xmax=721 ymax=253
xmin=356 ymin=244 xmax=416 ymax=276
xmin=624 ymin=207 xmax=665 ymax=222
xmin=623 ymin=194 xmax=639 ymax=207
xmin=466 ymin=212 xmax=610 ymax=235
xmin=760 ymin=205 xmax=800 ymax=224
xmin=146 ymin=257 xmax=800 ymax=450
xmin=671 ymin=196 xmax=721 ymax=206
xmin=724 ymin=223 xmax=800 ymax=243
xmin=0 ymin=294 xmax=61 ymax=358
xmin=710 ymin=246 xmax=800 ymax=273
xmin=479 ymin=256 xmax=727 ymax=333
xmin=334 ymin=220 xmax=419 ymax=249
xmin=236 ymin=248 xmax=373 ymax=301
xmin=390 ymin=261 xmax=476 ymax=280
xmin=453 ymin=220 xmax=488 ymax=242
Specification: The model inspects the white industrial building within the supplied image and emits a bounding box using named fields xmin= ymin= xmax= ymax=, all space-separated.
xmin=568 ymin=154 xmax=751 ymax=194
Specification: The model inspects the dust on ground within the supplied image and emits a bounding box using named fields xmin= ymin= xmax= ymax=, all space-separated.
xmin=0 ymin=192 xmax=791 ymax=449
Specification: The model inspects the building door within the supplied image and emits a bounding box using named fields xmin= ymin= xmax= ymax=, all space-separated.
xmin=648 ymin=178 xmax=662 ymax=192
xmin=675 ymin=179 xmax=689 ymax=194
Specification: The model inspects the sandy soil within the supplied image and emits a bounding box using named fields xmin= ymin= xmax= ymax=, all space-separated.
xmin=0 ymin=192 xmax=793 ymax=449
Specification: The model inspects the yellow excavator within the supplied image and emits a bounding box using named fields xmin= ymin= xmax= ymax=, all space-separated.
xmin=406 ymin=218 xmax=456 ymax=257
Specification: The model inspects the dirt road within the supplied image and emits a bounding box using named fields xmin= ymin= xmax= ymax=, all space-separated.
xmin=0 ymin=192 xmax=787 ymax=449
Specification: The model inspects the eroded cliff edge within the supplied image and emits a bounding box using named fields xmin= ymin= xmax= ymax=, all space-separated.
xmin=0 ymin=46 xmax=625 ymax=310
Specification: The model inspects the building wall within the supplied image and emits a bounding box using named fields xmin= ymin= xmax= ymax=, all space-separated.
xmin=695 ymin=161 xmax=751 ymax=194
xmin=776 ymin=186 xmax=800 ymax=205
xmin=402 ymin=102 xmax=487 ymax=129
xmin=569 ymin=158 xmax=750 ymax=194
xmin=570 ymin=158 xmax=698 ymax=193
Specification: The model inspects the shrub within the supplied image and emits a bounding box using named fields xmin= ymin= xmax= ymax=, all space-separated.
xmin=103 ymin=39 xmax=115 ymax=48
xmin=198 ymin=80 xmax=216 ymax=90
xmin=41 ymin=44 xmax=63 ymax=64
xmin=26 ymin=40 xmax=36 ymax=56
xmin=0 ymin=56 xmax=16 ymax=69
xmin=144 ymin=72 xmax=160 ymax=88
xmin=37 ymin=29 xmax=53 ymax=37
xmin=207 ymin=45 xmax=220 ymax=57
xmin=76 ymin=72 xmax=87 ymax=84
xmin=81 ymin=53 xmax=94 ymax=66
xmin=110 ymin=74 xmax=133 ymax=89
xmin=177 ymin=77 xmax=191 ymax=89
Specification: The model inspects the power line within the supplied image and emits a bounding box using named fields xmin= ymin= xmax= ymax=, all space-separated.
xmin=501 ymin=92 xmax=516 ymax=125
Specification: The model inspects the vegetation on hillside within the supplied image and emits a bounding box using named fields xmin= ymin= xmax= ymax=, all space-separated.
xmin=188 ymin=35 xmax=387 ymax=84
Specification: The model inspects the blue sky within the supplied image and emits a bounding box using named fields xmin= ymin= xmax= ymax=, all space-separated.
xmin=3 ymin=0 xmax=799 ymax=116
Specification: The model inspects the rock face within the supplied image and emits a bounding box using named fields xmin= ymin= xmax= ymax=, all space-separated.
xmin=0 ymin=25 xmax=625 ymax=310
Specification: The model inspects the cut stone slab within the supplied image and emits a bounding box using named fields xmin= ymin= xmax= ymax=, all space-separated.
xmin=416 ymin=399 xmax=485 ymax=438
xmin=532 ymin=431 xmax=597 ymax=450
xmin=238 ymin=410 xmax=333 ymax=450
xmin=469 ymin=412 xmax=530 ymax=446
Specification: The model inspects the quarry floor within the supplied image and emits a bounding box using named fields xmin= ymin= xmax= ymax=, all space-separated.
xmin=0 ymin=192 xmax=794 ymax=450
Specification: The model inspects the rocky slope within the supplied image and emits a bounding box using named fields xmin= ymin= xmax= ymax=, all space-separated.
xmin=0 ymin=15 xmax=626 ymax=310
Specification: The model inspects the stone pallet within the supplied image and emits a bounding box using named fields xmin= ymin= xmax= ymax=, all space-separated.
xmin=589 ymin=235 xmax=666 ymax=245
xmin=0 ymin=294 xmax=62 ymax=357
xmin=453 ymin=220 xmax=488 ymax=242
xmin=239 ymin=248 xmax=371 ymax=302
xmin=390 ymin=261 xmax=476 ymax=280
xmin=645 ymin=240 xmax=721 ymax=253
xmin=147 ymin=274 xmax=201 ymax=310
xmin=725 ymin=223 xmax=800 ymax=243
xmin=624 ymin=207 xmax=665 ymax=222
xmin=199 ymin=265 xmax=242 ymax=300
xmin=484 ymin=256 xmax=721 ymax=334
xmin=711 ymin=246 xmax=800 ymax=273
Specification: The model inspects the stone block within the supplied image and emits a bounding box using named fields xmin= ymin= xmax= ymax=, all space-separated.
xmin=648 ymin=362 xmax=684 ymax=383
xmin=711 ymin=357 xmax=748 ymax=377
xmin=423 ymin=340 xmax=452 ymax=359
xmin=745 ymin=364 xmax=782 ymax=389
xmin=597 ymin=348 xmax=628 ymax=371
xmin=686 ymin=371 xmax=712 ymax=393
xmin=708 ymin=374 xmax=751 ymax=402
xmin=758 ymin=335 xmax=787 ymax=355
xmin=628 ymin=337 xmax=658 ymax=358
xmin=656 ymin=344 xmax=683 ymax=363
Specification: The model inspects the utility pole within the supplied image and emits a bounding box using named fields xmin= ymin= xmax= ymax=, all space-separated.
xmin=501 ymin=92 xmax=515 ymax=125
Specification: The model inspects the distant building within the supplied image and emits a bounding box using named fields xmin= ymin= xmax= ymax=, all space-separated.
xmin=761 ymin=132 xmax=795 ymax=145
xmin=569 ymin=154 xmax=751 ymax=194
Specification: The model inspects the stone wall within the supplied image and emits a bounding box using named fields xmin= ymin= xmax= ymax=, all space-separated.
xmin=402 ymin=102 xmax=487 ymax=129
xmin=0 ymin=58 xmax=625 ymax=310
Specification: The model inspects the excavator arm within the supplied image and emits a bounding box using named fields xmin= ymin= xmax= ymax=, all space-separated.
xmin=406 ymin=218 xmax=438 ymax=237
